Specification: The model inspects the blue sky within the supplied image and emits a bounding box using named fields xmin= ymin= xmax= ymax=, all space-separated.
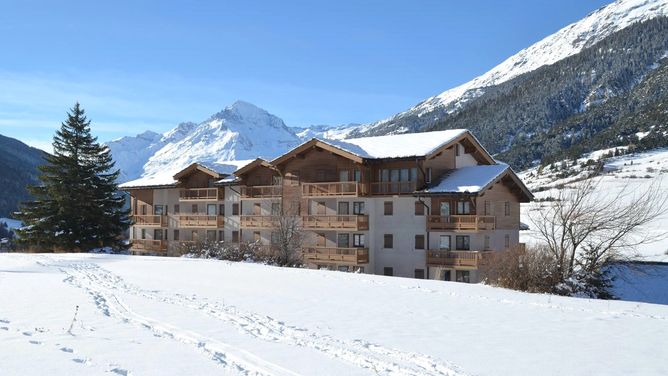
xmin=0 ymin=0 xmax=610 ymax=152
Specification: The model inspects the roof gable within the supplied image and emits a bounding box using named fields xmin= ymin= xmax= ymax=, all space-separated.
xmin=173 ymin=162 xmax=227 ymax=180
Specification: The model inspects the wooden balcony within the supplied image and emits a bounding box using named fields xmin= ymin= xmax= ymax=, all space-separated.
xmin=131 ymin=239 xmax=167 ymax=253
xmin=131 ymin=214 xmax=168 ymax=227
xmin=239 ymin=185 xmax=282 ymax=199
xmin=301 ymin=181 xmax=367 ymax=197
xmin=302 ymin=247 xmax=369 ymax=264
xmin=426 ymin=250 xmax=491 ymax=268
xmin=427 ymin=215 xmax=495 ymax=231
xmin=179 ymin=188 xmax=222 ymax=201
xmin=370 ymin=181 xmax=417 ymax=195
xmin=178 ymin=215 xmax=224 ymax=228
xmin=240 ymin=215 xmax=278 ymax=228
xmin=302 ymin=215 xmax=369 ymax=230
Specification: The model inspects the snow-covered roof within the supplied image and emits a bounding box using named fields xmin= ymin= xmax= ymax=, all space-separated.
xmin=325 ymin=129 xmax=468 ymax=159
xmin=420 ymin=164 xmax=510 ymax=194
xmin=120 ymin=160 xmax=255 ymax=189
xmin=119 ymin=173 xmax=178 ymax=189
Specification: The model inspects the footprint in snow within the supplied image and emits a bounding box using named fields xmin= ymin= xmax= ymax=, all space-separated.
xmin=73 ymin=358 xmax=93 ymax=366
xmin=29 ymin=340 xmax=42 ymax=345
xmin=108 ymin=366 xmax=132 ymax=376
xmin=0 ymin=319 xmax=9 ymax=324
xmin=60 ymin=347 xmax=75 ymax=353
xmin=0 ymin=326 xmax=8 ymax=331
xmin=22 ymin=331 xmax=32 ymax=336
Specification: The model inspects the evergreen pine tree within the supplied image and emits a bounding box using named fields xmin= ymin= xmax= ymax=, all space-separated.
xmin=16 ymin=103 xmax=129 ymax=251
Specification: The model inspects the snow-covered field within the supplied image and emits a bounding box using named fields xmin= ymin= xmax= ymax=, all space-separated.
xmin=520 ymin=147 xmax=668 ymax=262
xmin=1 ymin=254 xmax=667 ymax=375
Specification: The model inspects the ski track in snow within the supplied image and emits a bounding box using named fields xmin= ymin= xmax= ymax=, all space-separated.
xmin=36 ymin=256 xmax=466 ymax=376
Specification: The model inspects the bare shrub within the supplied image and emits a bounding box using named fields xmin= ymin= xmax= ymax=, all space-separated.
xmin=481 ymin=244 xmax=561 ymax=293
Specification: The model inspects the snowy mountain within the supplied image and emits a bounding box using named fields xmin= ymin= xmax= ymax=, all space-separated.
xmin=108 ymin=102 xmax=302 ymax=182
xmin=353 ymin=0 xmax=668 ymax=138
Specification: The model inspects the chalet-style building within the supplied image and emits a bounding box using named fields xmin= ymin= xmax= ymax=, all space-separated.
xmin=121 ymin=129 xmax=533 ymax=283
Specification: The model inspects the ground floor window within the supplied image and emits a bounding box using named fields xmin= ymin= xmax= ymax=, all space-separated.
xmin=207 ymin=230 xmax=216 ymax=241
xmin=338 ymin=265 xmax=349 ymax=272
xmin=442 ymin=270 xmax=451 ymax=281
xmin=153 ymin=229 xmax=163 ymax=241
xmin=414 ymin=269 xmax=425 ymax=279
xmin=383 ymin=267 xmax=393 ymax=276
xmin=174 ymin=230 xmax=180 ymax=241
xmin=456 ymin=270 xmax=470 ymax=283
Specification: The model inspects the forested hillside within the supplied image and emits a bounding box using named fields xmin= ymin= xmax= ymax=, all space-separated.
xmin=0 ymin=134 xmax=47 ymax=217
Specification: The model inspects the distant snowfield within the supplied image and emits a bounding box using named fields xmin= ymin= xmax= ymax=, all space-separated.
xmin=0 ymin=217 xmax=21 ymax=231
xmin=520 ymin=147 xmax=668 ymax=262
xmin=1 ymin=254 xmax=667 ymax=375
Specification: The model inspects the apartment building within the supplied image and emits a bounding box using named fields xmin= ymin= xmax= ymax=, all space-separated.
xmin=121 ymin=129 xmax=533 ymax=283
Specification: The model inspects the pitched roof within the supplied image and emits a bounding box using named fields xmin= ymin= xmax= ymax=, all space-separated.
xmin=120 ymin=160 xmax=254 ymax=189
xmin=330 ymin=129 xmax=469 ymax=159
xmin=421 ymin=164 xmax=510 ymax=194
xmin=418 ymin=163 xmax=534 ymax=202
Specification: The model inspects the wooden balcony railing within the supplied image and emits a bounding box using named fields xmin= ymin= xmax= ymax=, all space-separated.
xmin=427 ymin=215 xmax=495 ymax=231
xmin=302 ymin=215 xmax=369 ymax=230
xmin=130 ymin=239 xmax=167 ymax=253
xmin=239 ymin=185 xmax=282 ymax=199
xmin=426 ymin=250 xmax=491 ymax=268
xmin=240 ymin=215 xmax=278 ymax=228
xmin=370 ymin=181 xmax=417 ymax=195
xmin=179 ymin=188 xmax=221 ymax=201
xmin=301 ymin=181 xmax=367 ymax=197
xmin=131 ymin=214 xmax=168 ymax=227
xmin=302 ymin=247 xmax=369 ymax=264
xmin=178 ymin=215 xmax=224 ymax=228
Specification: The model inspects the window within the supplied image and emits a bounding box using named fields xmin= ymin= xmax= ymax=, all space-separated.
xmin=383 ymin=267 xmax=394 ymax=276
xmin=218 ymin=230 xmax=224 ymax=241
xmin=271 ymin=231 xmax=279 ymax=245
xmin=192 ymin=204 xmax=198 ymax=214
xmin=338 ymin=265 xmax=350 ymax=272
xmin=353 ymin=169 xmax=362 ymax=182
xmin=484 ymin=200 xmax=491 ymax=216
xmin=253 ymin=231 xmax=261 ymax=242
xmin=426 ymin=168 xmax=432 ymax=184
xmin=174 ymin=204 xmax=180 ymax=214
xmin=353 ymin=201 xmax=365 ymax=215
xmin=456 ymin=270 xmax=470 ymax=283
xmin=505 ymin=234 xmax=510 ymax=249
xmin=174 ymin=230 xmax=180 ymax=241
xmin=414 ymin=234 xmax=425 ymax=250
xmin=455 ymin=235 xmax=470 ymax=250
xmin=232 ymin=231 xmax=239 ymax=243
xmin=455 ymin=143 xmax=460 ymax=156
xmin=414 ymin=201 xmax=424 ymax=215
xmin=484 ymin=235 xmax=490 ymax=250
xmin=207 ymin=204 xmax=217 ymax=216
xmin=337 ymin=233 xmax=349 ymax=248
xmin=414 ymin=269 xmax=425 ymax=279
xmin=232 ymin=203 xmax=239 ymax=216
xmin=442 ymin=270 xmax=451 ymax=281
xmin=207 ymin=230 xmax=216 ymax=241
xmin=384 ymin=201 xmax=393 ymax=215
xmin=504 ymin=201 xmax=511 ymax=216
xmin=271 ymin=175 xmax=282 ymax=185
xmin=141 ymin=229 xmax=146 ymax=240
xmin=154 ymin=205 xmax=164 ymax=215
xmin=457 ymin=201 xmax=471 ymax=215
xmin=439 ymin=235 xmax=451 ymax=250
xmin=383 ymin=234 xmax=393 ymax=249
xmin=219 ymin=204 xmax=225 ymax=216
xmin=141 ymin=205 xmax=147 ymax=215
xmin=339 ymin=170 xmax=350 ymax=182
xmin=271 ymin=202 xmax=281 ymax=215
xmin=353 ymin=234 xmax=365 ymax=247
xmin=154 ymin=229 xmax=163 ymax=241
xmin=338 ymin=202 xmax=350 ymax=215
